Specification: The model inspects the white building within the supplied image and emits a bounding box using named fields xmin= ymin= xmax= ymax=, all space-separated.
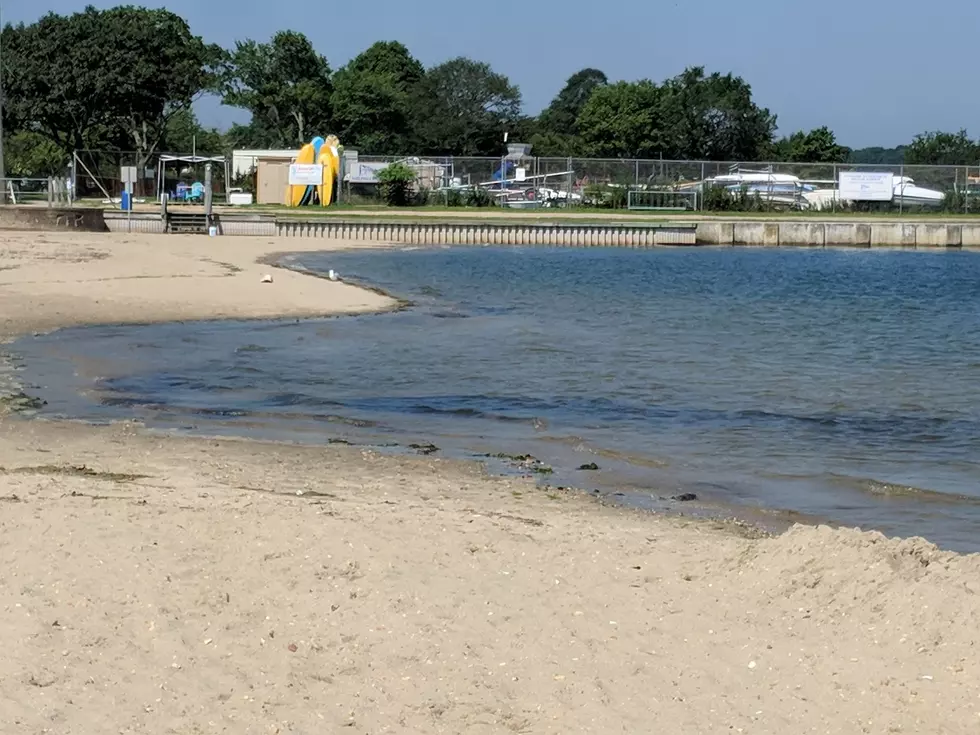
xmin=231 ymin=149 xmax=296 ymax=178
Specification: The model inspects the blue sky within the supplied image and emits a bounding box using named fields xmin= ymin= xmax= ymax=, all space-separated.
xmin=7 ymin=0 xmax=980 ymax=148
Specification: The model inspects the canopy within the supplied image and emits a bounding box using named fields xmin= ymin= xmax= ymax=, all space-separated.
xmin=156 ymin=154 xmax=230 ymax=203
xmin=158 ymin=154 xmax=225 ymax=164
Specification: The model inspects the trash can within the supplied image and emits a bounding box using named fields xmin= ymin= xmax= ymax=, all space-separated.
xmin=120 ymin=191 xmax=132 ymax=211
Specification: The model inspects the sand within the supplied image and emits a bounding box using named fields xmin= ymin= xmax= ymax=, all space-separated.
xmin=1 ymin=230 xmax=979 ymax=734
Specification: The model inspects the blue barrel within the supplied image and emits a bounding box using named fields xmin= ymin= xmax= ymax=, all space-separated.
xmin=121 ymin=191 xmax=132 ymax=210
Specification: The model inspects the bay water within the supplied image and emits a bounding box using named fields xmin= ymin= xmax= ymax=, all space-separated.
xmin=15 ymin=246 xmax=980 ymax=550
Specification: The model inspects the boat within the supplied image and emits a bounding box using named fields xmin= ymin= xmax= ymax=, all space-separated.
xmin=675 ymin=167 xmax=945 ymax=211
xmin=677 ymin=168 xmax=817 ymax=210
xmin=803 ymin=175 xmax=945 ymax=210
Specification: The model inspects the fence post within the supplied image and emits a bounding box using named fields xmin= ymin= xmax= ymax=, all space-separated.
xmin=962 ymin=166 xmax=965 ymax=214
xmin=899 ymin=164 xmax=904 ymax=215
xmin=965 ymin=165 xmax=970 ymax=214
xmin=47 ymin=178 xmax=53 ymax=208
xmin=567 ymin=157 xmax=573 ymax=207
xmin=832 ymin=164 xmax=837 ymax=214
xmin=699 ymin=162 xmax=705 ymax=211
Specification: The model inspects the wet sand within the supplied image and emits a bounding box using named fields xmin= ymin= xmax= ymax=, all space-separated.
xmin=2 ymin=230 xmax=980 ymax=734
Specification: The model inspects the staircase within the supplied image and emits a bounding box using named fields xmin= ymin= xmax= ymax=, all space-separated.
xmin=166 ymin=212 xmax=210 ymax=234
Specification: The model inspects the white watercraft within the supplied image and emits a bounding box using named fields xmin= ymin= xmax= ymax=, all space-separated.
xmin=678 ymin=167 xmax=945 ymax=211
xmin=677 ymin=169 xmax=816 ymax=209
xmin=803 ymin=175 xmax=944 ymax=210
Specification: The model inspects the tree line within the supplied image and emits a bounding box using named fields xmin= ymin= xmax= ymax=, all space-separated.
xmin=1 ymin=5 xmax=977 ymax=179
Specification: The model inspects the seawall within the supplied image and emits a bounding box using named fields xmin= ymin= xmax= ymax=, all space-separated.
xmin=92 ymin=212 xmax=980 ymax=248
xmin=696 ymin=220 xmax=977 ymax=248
xmin=0 ymin=206 xmax=107 ymax=232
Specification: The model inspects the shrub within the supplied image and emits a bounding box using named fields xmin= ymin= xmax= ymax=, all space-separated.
xmin=377 ymin=162 xmax=418 ymax=207
xmin=464 ymin=187 xmax=495 ymax=207
xmin=702 ymin=184 xmax=769 ymax=212
xmin=583 ymin=183 xmax=629 ymax=209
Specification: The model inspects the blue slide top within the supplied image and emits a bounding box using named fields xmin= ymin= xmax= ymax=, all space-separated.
xmin=311 ymin=136 xmax=325 ymax=159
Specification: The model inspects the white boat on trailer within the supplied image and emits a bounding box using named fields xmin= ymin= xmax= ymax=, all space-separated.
xmin=678 ymin=166 xmax=945 ymax=210
xmin=803 ymin=175 xmax=945 ymax=210
xmin=677 ymin=167 xmax=818 ymax=210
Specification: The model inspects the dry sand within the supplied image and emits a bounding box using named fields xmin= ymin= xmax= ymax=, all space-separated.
xmin=1 ymin=230 xmax=979 ymax=734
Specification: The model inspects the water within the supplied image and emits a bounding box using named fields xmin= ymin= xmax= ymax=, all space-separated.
xmin=14 ymin=246 xmax=980 ymax=551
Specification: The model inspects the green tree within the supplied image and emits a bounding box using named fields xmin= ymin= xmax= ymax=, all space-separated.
xmin=531 ymin=68 xmax=607 ymax=156
xmin=659 ymin=67 xmax=777 ymax=160
xmin=2 ymin=6 xmax=221 ymax=164
xmin=538 ymin=68 xmax=608 ymax=134
xmin=849 ymin=146 xmax=905 ymax=165
xmin=2 ymin=131 xmax=66 ymax=177
xmin=331 ymin=41 xmax=425 ymax=153
xmin=772 ymin=126 xmax=850 ymax=163
xmin=528 ymin=130 xmax=579 ymax=157
xmin=413 ymin=58 xmax=522 ymax=155
xmin=224 ymin=119 xmax=281 ymax=149
xmin=376 ymin=161 xmax=418 ymax=206
xmin=222 ymin=31 xmax=333 ymax=147
xmin=162 ymin=109 xmax=226 ymax=154
xmin=904 ymin=130 xmax=979 ymax=165
xmin=577 ymin=80 xmax=664 ymax=158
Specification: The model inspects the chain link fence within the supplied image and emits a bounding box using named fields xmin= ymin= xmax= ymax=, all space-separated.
xmin=71 ymin=149 xmax=980 ymax=213
xmin=70 ymin=150 xmax=230 ymax=204
xmin=0 ymin=178 xmax=69 ymax=206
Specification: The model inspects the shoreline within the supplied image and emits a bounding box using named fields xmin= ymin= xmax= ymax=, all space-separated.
xmin=0 ymin=233 xmax=971 ymax=542
xmin=3 ymin=230 xmax=980 ymax=733
xmin=1 ymin=237 xmax=776 ymax=539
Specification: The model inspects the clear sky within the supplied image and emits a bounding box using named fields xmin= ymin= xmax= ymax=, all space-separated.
xmin=7 ymin=0 xmax=980 ymax=148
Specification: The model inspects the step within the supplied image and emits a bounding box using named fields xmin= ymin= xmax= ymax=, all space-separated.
xmin=166 ymin=212 xmax=209 ymax=234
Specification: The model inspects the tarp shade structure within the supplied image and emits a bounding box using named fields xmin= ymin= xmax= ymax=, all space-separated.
xmin=156 ymin=155 xmax=229 ymax=202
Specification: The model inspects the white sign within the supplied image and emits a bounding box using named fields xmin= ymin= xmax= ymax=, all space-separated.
xmin=120 ymin=166 xmax=138 ymax=193
xmin=839 ymin=171 xmax=894 ymax=201
xmin=515 ymin=167 xmax=527 ymax=182
xmin=288 ymin=164 xmax=324 ymax=185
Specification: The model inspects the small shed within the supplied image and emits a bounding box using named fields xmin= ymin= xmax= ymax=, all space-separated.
xmin=255 ymin=156 xmax=294 ymax=205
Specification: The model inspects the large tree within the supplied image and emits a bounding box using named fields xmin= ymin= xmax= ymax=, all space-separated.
xmin=162 ymin=109 xmax=225 ymax=154
xmin=413 ymin=58 xmax=522 ymax=156
xmin=772 ymin=126 xmax=850 ymax=163
xmin=659 ymin=67 xmax=776 ymax=160
xmin=532 ymin=68 xmax=607 ymax=156
xmin=2 ymin=6 xmax=222 ymax=168
xmin=331 ymin=41 xmax=425 ymax=153
xmin=576 ymin=80 xmax=665 ymax=158
xmin=538 ymin=68 xmax=607 ymax=134
xmin=1 ymin=131 xmax=66 ymax=177
xmin=575 ymin=69 xmax=776 ymax=161
xmin=904 ymin=130 xmax=979 ymax=165
xmin=849 ymin=146 xmax=905 ymax=165
xmin=222 ymin=31 xmax=333 ymax=147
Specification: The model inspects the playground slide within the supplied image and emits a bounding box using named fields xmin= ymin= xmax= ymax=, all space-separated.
xmin=317 ymin=149 xmax=334 ymax=207
xmin=288 ymin=143 xmax=316 ymax=207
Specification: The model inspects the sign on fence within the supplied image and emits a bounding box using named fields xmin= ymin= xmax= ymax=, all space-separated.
xmin=839 ymin=171 xmax=894 ymax=201
xmin=288 ymin=164 xmax=324 ymax=186
xmin=120 ymin=166 xmax=138 ymax=194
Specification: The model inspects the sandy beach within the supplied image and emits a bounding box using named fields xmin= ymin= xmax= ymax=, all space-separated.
xmin=2 ymin=230 xmax=980 ymax=734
